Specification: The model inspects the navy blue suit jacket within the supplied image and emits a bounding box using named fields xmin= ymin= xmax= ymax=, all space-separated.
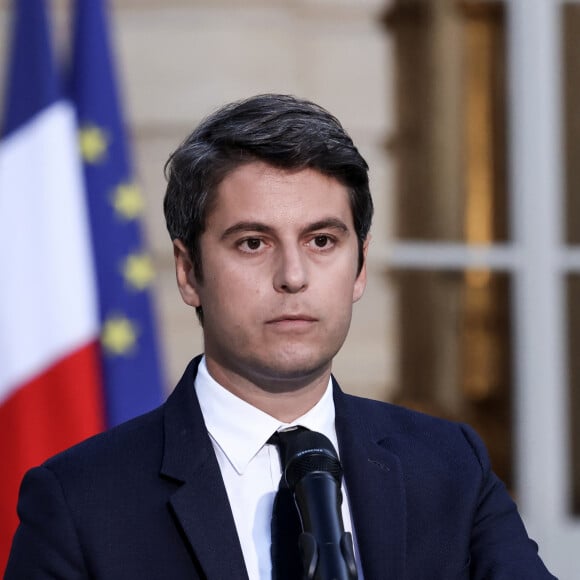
xmin=6 ymin=357 xmax=556 ymax=579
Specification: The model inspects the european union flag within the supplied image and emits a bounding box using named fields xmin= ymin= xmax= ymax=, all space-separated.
xmin=68 ymin=0 xmax=165 ymax=426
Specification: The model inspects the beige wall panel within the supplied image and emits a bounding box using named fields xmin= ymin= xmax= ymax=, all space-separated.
xmin=114 ymin=6 xmax=300 ymax=127
xmin=296 ymin=23 xmax=389 ymax=135
xmin=132 ymin=131 xmax=180 ymax=260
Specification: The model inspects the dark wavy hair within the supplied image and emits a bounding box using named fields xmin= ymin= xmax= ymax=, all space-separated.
xmin=164 ymin=94 xmax=373 ymax=318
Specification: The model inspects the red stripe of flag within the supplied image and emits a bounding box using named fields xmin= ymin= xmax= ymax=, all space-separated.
xmin=0 ymin=343 xmax=105 ymax=570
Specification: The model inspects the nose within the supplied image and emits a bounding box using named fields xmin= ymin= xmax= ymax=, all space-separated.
xmin=273 ymin=244 xmax=308 ymax=293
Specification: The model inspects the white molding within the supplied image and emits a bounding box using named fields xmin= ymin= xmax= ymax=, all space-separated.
xmin=374 ymin=242 xmax=580 ymax=273
xmin=377 ymin=242 xmax=518 ymax=270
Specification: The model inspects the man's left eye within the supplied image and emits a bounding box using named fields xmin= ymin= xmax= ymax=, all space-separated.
xmin=245 ymin=238 xmax=262 ymax=250
xmin=312 ymin=235 xmax=332 ymax=248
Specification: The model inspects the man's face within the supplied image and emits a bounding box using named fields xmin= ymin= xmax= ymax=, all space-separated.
xmin=175 ymin=161 xmax=367 ymax=393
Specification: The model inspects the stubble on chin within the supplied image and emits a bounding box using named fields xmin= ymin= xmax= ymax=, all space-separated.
xmin=240 ymin=344 xmax=338 ymax=393
xmin=207 ymin=345 xmax=333 ymax=395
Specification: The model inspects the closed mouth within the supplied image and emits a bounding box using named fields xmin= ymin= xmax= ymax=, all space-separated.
xmin=267 ymin=314 xmax=317 ymax=324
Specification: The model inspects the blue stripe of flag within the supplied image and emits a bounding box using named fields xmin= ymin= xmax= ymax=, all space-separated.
xmin=1 ymin=0 xmax=60 ymax=137
xmin=68 ymin=0 xmax=165 ymax=426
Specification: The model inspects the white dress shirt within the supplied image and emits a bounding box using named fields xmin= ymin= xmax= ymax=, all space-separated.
xmin=194 ymin=356 xmax=359 ymax=580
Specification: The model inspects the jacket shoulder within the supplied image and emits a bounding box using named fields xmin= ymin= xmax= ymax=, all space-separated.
xmin=336 ymin=391 xmax=489 ymax=470
xmin=43 ymin=405 xmax=165 ymax=483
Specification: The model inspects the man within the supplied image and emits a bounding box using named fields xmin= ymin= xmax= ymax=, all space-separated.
xmin=6 ymin=94 xmax=555 ymax=579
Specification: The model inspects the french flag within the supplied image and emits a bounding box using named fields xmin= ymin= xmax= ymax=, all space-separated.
xmin=0 ymin=0 xmax=164 ymax=572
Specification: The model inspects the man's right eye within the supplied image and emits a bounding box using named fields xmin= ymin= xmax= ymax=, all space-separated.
xmin=238 ymin=238 xmax=263 ymax=252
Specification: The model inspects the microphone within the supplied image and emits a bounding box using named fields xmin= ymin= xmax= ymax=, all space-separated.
xmin=283 ymin=430 xmax=358 ymax=580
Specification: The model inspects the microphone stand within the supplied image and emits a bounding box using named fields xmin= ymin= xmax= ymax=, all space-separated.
xmin=284 ymin=431 xmax=358 ymax=580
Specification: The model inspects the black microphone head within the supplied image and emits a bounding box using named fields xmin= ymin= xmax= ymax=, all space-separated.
xmin=284 ymin=430 xmax=343 ymax=490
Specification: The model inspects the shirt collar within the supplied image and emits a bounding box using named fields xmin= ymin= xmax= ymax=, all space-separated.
xmin=194 ymin=356 xmax=337 ymax=474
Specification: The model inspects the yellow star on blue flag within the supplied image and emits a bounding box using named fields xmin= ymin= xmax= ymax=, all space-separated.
xmin=112 ymin=182 xmax=144 ymax=220
xmin=79 ymin=124 xmax=108 ymax=163
xmin=122 ymin=252 xmax=155 ymax=291
xmin=101 ymin=315 xmax=138 ymax=356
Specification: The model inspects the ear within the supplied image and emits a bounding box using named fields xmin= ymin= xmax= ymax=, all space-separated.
xmin=174 ymin=240 xmax=202 ymax=308
xmin=352 ymin=236 xmax=370 ymax=304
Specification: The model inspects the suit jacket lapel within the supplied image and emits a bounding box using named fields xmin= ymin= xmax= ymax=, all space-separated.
xmin=160 ymin=357 xmax=249 ymax=580
xmin=334 ymin=381 xmax=407 ymax=580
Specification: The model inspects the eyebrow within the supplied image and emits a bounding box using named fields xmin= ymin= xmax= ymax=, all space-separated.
xmin=221 ymin=222 xmax=273 ymax=240
xmin=304 ymin=219 xmax=349 ymax=235
xmin=220 ymin=218 xmax=350 ymax=240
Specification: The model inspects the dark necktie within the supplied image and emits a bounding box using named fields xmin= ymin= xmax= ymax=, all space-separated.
xmin=268 ymin=426 xmax=308 ymax=580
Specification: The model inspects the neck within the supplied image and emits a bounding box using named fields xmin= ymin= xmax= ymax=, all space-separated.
xmin=203 ymin=356 xmax=331 ymax=423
